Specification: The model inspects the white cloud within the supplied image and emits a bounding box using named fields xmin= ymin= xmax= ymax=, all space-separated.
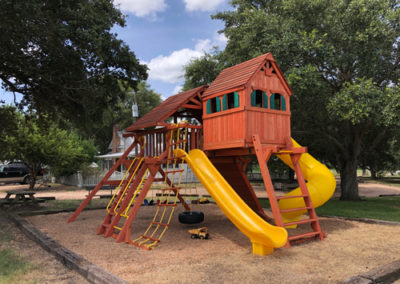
xmin=114 ymin=0 xmax=167 ymax=18
xmin=172 ymin=85 xmax=183 ymax=95
xmin=145 ymin=39 xmax=212 ymax=83
xmin=213 ymin=32 xmax=228 ymax=47
xmin=183 ymin=0 xmax=224 ymax=12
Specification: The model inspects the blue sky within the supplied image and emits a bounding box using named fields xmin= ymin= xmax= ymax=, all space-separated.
xmin=1 ymin=0 xmax=230 ymax=104
xmin=115 ymin=0 xmax=230 ymax=99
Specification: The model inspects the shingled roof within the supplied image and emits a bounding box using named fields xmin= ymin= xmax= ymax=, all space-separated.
xmin=126 ymin=85 xmax=207 ymax=132
xmin=203 ymin=53 xmax=291 ymax=97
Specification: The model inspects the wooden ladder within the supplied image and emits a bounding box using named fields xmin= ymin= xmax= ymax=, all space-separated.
xmin=252 ymin=134 xmax=324 ymax=247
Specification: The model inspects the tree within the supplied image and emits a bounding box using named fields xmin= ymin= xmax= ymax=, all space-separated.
xmin=0 ymin=0 xmax=147 ymax=128
xmin=183 ymin=51 xmax=224 ymax=91
xmin=0 ymin=107 xmax=96 ymax=189
xmin=88 ymin=81 xmax=162 ymax=152
xmin=205 ymin=0 xmax=400 ymax=200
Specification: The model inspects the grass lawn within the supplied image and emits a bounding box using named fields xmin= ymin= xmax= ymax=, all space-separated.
xmin=44 ymin=198 xmax=109 ymax=210
xmin=0 ymin=222 xmax=34 ymax=283
xmin=258 ymin=197 xmax=400 ymax=222
xmin=316 ymin=197 xmax=400 ymax=222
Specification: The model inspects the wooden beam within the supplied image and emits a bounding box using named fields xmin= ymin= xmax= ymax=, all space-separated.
xmin=182 ymin=104 xmax=202 ymax=109
xmin=189 ymin=97 xmax=202 ymax=106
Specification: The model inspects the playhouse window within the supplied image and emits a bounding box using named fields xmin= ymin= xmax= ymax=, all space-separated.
xmin=206 ymin=97 xmax=221 ymax=114
xmin=222 ymin=91 xmax=240 ymax=110
xmin=270 ymin=93 xmax=286 ymax=111
xmin=251 ymin=90 xmax=268 ymax=108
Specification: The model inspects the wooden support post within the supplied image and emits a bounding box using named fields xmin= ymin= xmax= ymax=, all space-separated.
xmin=116 ymin=167 xmax=158 ymax=243
xmin=252 ymin=134 xmax=285 ymax=227
xmin=158 ymin=167 xmax=191 ymax=211
xmin=234 ymin=157 xmax=273 ymax=221
xmin=102 ymin=164 xmax=148 ymax=237
xmin=290 ymin=154 xmax=324 ymax=240
xmin=68 ymin=140 xmax=140 ymax=223
xmin=97 ymin=158 xmax=142 ymax=235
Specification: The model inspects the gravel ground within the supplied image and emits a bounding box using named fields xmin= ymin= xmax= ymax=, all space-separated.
xmin=28 ymin=204 xmax=400 ymax=284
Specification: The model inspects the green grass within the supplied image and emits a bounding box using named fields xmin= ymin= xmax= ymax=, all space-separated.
xmin=256 ymin=197 xmax=400 ymax=222
xmin=0 ymin=249 xmax=33 ymax=283
xmin=0 ymin=224 xmax=14 ymax=243
xmin=45 ymin=199 xmax=109 ymax=210
xmin=316 ymin=197 xmax=400 ymax=222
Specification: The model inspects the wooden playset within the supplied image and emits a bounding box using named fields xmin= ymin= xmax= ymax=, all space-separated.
xmin=68 ymin=53 xmax=336 ymax=256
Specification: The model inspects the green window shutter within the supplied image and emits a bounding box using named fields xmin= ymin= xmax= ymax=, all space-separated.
xmin=234 ymin=91 xmax=239 ymax=108
xmin=206 ymin=99 xmax=211 ymax=114
xmin=263 ymin=92 xmax=268 ymax=108
xmin=251 ymin=90 xmax=256 ymax=106
xmin=222 ymin=95 xmax=227 ymax=110
xmin=216 ymin=97 xmax=221 ymax=112
xmin=270 ymin=94 xmax=275 ymax=109
xmin=282 ymin=96 xmax=286 ymax=111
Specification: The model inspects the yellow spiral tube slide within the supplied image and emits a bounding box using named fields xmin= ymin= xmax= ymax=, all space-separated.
xmin=277 ymin=139 xmax=336 ymax=225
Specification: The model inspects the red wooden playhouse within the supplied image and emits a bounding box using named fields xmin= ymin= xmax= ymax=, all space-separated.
xmin=68 ymin=53 xmax=336 ymax=256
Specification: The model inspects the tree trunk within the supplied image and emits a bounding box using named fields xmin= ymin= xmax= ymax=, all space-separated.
xmin=340 ymin=158 xmax=360 ymax=200
xmin=29 ymin=167 xmax=37 ymax=190
xmin=370 ymin=169 xmax=377 ymax=180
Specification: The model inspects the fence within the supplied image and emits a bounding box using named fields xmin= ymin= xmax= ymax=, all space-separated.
xmin=56 ymin=165 xmax=199 ymax=188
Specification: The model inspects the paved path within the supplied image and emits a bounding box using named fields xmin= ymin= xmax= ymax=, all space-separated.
xmin=2 ymin=179 xmax=400 ymax=200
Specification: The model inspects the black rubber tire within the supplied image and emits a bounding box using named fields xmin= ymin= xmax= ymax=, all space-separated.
xmin=178 ymin=211 xmax=204 ymax=224
xmin=191 ymin=234 xmax=196 ymax=239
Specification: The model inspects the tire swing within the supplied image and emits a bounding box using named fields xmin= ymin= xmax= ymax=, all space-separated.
xmin=178 ymin=211 xmax=204 ymax=224
xmin=178 ymin=163 xmax=204 ymax=224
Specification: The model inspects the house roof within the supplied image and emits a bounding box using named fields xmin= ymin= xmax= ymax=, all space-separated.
xmin=203 ymin=53 xmax=292 ymax=97
xmin=126 ymin=85 xmax=207 ymax=132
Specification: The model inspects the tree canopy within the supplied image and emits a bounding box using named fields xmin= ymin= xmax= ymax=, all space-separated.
xmin=87 ymin=81 xmax=162 ymax=152
xmin=0 ymin=0 xmax=147 ymax=127
xmin=185 ymin=0 xmax=400 ymax=200
xmin=0 ymin=107 xmax=97 ymax=189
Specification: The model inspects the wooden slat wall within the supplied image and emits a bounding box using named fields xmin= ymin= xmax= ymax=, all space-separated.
xmin=203 ymin=110 xmax=246 ymax=150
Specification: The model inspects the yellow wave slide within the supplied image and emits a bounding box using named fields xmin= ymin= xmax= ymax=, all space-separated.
xmin=175 ymin=148 xmax=287 ymax=256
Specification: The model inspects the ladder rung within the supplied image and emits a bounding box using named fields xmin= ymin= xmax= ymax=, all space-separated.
xmin=277 ymin=194 xmax=308 ymax=200
xmin=157 ymin=203 xmax=178 ymax=207
xmin=284 ymin=218 xmax=317 ymax=227
xmin=160 ymin=187 xmax=181 ymax=192
xmin=288 ymin=231 xmax=321 ymax=241
xmin=151 ymin=221 xmax=170 ymax=227
xmin=164 ymin=169 xmax=184 ymax=174
xmin=280 ymin=206 xmax=312 ymax=213
xmin=132 ymin=242 xmax=152 ymax=250
xmin=165 ymin=155 xmax=186 ymax=161
xmin=113 ymin=226 xmax=122 ymax=230
xmin=171 ymin=140 xmax=187 ymax=145
xmin=141 ymin=235 xmax=160 ymax=242
xmin=156 ymin=193 xmax=177 ymax=196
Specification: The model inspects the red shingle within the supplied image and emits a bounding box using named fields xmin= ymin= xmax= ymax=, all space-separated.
xmin=203 ymin=53 xmax=291 ymax=97
xmin=126 ymin=85 xmax=207 ymax=131
xmin=203 ymin=54 xmax=268 ymax=97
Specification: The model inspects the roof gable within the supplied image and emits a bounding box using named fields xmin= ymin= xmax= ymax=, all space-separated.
xmin=203 ymin=53 xmax=292 ymax=97
xmin=126 ymin=85 xmax=207 ymax=132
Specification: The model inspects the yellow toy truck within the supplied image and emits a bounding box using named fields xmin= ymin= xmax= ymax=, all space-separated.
xmin=188 ymin=227 xmax=209 ymax=239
